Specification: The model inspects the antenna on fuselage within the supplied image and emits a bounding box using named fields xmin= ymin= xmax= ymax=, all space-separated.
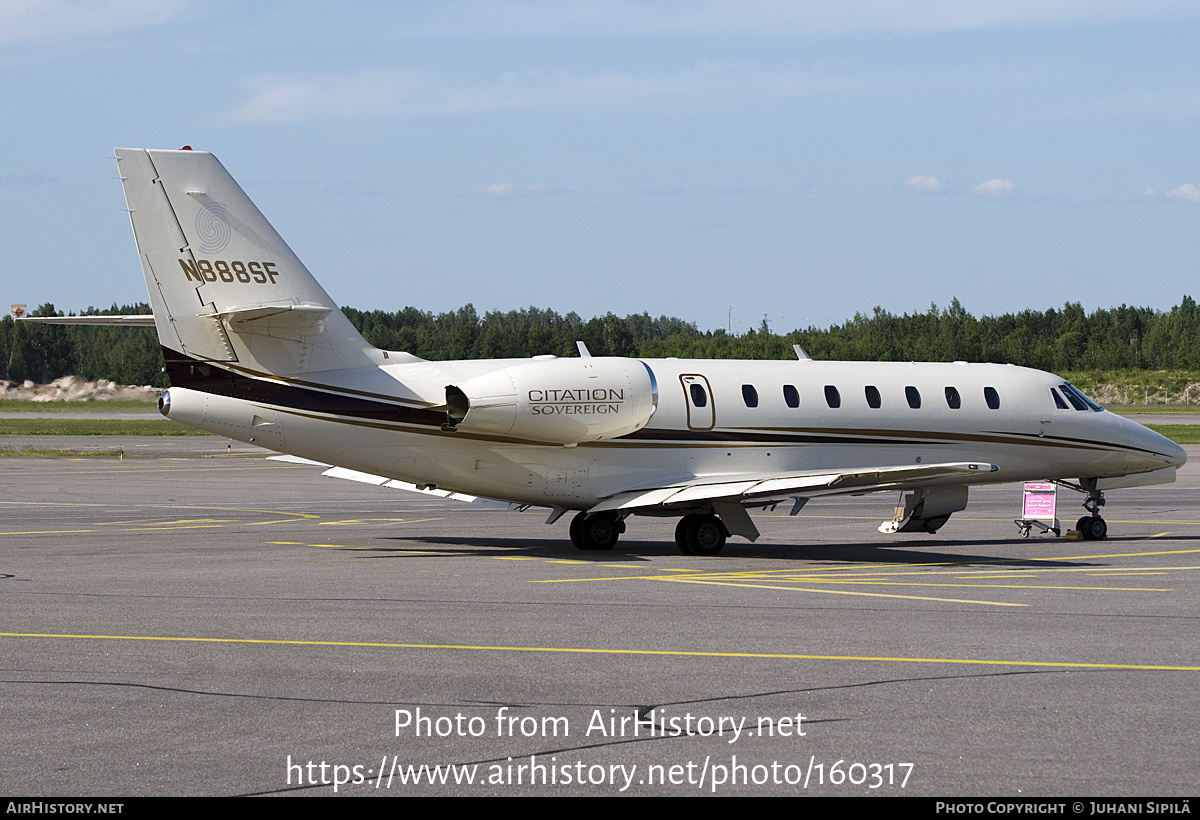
xmin=793 ymin=344 xmax=811 ymax=361
xmin=576 ymin=341 xmax=592 ymax=358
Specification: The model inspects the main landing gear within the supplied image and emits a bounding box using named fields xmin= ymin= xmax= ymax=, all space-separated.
xmin=567 ymin=510 xmax=732 ymax=555
xmin=1072 ymin=478 xmax=1108 ymax=541
xmin=674 ymin=513 xmax=728 ymax=556
xmin=569 ymin=511 xmax=625 ymax=551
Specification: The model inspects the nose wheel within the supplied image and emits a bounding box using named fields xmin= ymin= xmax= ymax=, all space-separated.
xmin=1074 ymin=479 xmax=1108 ymax=540
xmin=1076 ymin=515 xmax=1107 ymax=541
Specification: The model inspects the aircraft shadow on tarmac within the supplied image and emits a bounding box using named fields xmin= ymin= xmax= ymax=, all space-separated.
xmin=359 ymin=534 xmax=1140 ymax=568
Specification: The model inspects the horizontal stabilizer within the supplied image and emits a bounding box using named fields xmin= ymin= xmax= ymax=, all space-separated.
xmin=589 ymin=461 xmax=998 ymax=514
xmin=204 ymin=303 xmax=333 ymax=334
xmin=323 ymin=466 xmax=512 ymax=505
xmin=264 ymin=457 xmax=506 ymax=505
xmin=17 ymin=315 xmax=156 ymax=327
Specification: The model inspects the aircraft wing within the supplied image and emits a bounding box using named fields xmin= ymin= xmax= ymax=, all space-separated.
xmin=588 ymin=461 xmax=997 ymax=540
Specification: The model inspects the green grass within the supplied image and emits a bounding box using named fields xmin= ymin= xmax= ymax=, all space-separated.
xmin=1144 ymin=425 xmax=1200 ymax=444
xmin=0 ymin=418 xmax=210 ymax=436
xmin=1060 ymin=369 xmax=1200 ymax=389
xmin=0 ymin=398 xmax=158 ymax=412
xmin=1109 ymin=406 xmax=1200 ymax=415
xmin=0 ymin=447 xmax=123 ymax=457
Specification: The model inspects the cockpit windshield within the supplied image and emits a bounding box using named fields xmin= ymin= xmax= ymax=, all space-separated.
xmin=1060 ymin=382 xmax=1104 ymax=412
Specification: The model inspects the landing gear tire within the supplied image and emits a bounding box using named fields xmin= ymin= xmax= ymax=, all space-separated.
xmin=1078 ymin=515 xmax=1107 ymax=541
xmin=674 ymin=516 xmax=696 ymax=555
xmin=675 ymin=513 xmax=727 ymax=556
xmin=1075 ymin=479 xmax=1108 ymax=541
xmin=689 ymin=514 xmax=728 ymax=555
xmin=570 ymin=511 xmax=621 ymax=550
xmin=569 ymin=512 xmax=587 ymax=549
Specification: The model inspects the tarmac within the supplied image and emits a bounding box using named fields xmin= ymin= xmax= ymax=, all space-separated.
xmin=1 ymin=439 xmax=1198 ymax=796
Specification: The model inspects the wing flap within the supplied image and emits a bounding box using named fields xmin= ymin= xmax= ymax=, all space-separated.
xmin=590 ymin=461 xmax=997 ymax=514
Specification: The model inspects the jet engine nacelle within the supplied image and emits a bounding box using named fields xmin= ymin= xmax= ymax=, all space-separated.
xmin=446 ymin=358 xmax=658 ymax=443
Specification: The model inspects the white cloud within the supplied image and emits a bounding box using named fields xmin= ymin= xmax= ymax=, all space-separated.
xmin=222 ymin=63 xmax=864 ymax=123
xmin=417 ymin=1 xmax=1200 ymax=37
xmin=903 ymin=175 xmax=945 ymax=194
xmin=0 ymin=0 xmax=189 ymax=44
xmin=972 ymin=178 xmax=1016 ymax=198
xmin=1167 ymin=184 xmax=1200 ymax=202
xmin=471 ymin=182 xmax=561 ymax=199
xmin=0 ymin=171 xmax=57 ymax=185
xmin=644 ymin=186 xmax=697 ymax=198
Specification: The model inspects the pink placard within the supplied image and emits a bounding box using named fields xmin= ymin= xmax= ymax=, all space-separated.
xmin=1022 ymin=482 xmax=1056 ymax=519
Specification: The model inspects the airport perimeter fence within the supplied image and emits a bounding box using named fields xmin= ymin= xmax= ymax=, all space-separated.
xmin=1087 ymin=383 xmax=1200 ymax=406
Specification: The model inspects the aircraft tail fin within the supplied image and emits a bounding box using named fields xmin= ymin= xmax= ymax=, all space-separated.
xmin=115 ymin=148 xmax=376 ymax=374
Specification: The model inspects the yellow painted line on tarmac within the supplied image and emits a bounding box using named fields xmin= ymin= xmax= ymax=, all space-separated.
xmin=122 ymin=524 xmax=227 ymax=531
xmin=1100 ymin=520 xmax=1200 ymax=526
xmin=148 ymin=504 xmax=319 ymax=520
xmin=7 ymin=631 xmax=1196 ymax=671
xmin=758 ymin=512 xmax=1200 ymax=526
xmin=0 ymin=529 xmax=95 ymax=535
xmin=1085 ymin=566 xmax=1195 ymax=572
xmin=1087 ymin=572 xmax=1168 ymax=577
xmin=658 ymin=577 xmax=1027 ymax=606
xmin=796 ymin=580 xmax=1170 ymax=592
xmin=120 ymin=518 xmax=231 ymax=526
xmin=955 ymin=573 xmax=1045 ymax=579
xmin=270 ymin=541 xmax=444 ymax=554
xmin=1037 ymin=548 xmax=1200 ymax=560
xmin=671 ymin=572 xmax=1171 ymax=591
xmin=535 ymin=563 xmax=998 ymax=584
xmin=492 ymin=556 xmax=536 ymax=561
xmin=317 ymin=518 xmax=441 ymax=526
xmin=0 ymin=501 xmax=108 ymax=508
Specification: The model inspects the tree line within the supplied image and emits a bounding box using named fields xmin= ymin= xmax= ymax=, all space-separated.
xmin=3 ymin=296 xmax=1198 ymax=388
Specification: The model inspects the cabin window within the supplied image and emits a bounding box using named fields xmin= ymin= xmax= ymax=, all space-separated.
xmin=905 ymin=386 xmax=921 ymax=409
xmin=689 ymin=383 xmax=708 ymax=408
xmin=1051 ymin=388 xmax=1069 ymax=410
xmin=984 ymin=386 xmax=1000 ymax=410
xmin=783 ymin=384 xmax=799 ymax=408
xmin=824 ymin=385 xmax=841 ymax=408
xmin=865 ymin=385 xmax=881 ymax=408
xmin=945 ymin=386 xmax=961 ymax=409
xmin=742 ymin=384 xmax=759 ymax=408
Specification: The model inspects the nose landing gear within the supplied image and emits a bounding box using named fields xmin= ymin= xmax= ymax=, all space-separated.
xmin=1073 ymin=478 xmax=1107 ymax=541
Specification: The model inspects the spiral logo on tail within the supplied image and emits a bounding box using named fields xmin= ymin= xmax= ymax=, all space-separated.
xmin=195 ymin=202 xmax=231 ymax=254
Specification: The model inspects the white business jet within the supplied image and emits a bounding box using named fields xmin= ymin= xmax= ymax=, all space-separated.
xmin=101 ymin=148 xmax=1186 ymax=554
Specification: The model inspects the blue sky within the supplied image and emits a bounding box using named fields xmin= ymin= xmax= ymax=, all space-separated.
xmin=3 ymin=1 xmax=1200 ymax=334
